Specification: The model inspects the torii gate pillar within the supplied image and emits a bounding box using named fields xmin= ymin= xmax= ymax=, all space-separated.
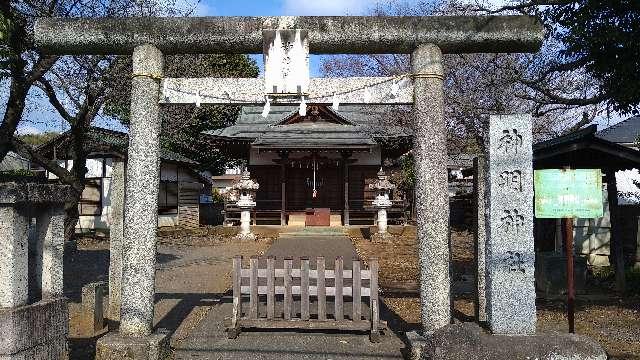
xmin=412 ymin=44 xmax=451 ymax=333
xmin=96 ymin=44 xmax=169 ymax=360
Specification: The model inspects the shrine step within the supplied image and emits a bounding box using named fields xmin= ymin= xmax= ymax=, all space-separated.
xmin=280 ymin=226 xmax=345 ymax=236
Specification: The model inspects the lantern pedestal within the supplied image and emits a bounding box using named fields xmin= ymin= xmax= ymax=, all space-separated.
xmin=230 ymin=171 xmax=260 ymax=241
xmin=369 ymin=169 xmax=396 ymax=243
xmin=236 ymin=199 xmax=257 ymax=241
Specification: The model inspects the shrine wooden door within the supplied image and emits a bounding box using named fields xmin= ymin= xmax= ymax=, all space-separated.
xmin=286 ymin=166 xmax=341 ymax=211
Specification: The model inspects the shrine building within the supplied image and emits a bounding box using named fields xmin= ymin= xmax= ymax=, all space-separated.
xmin=205 ymin=104 xmax=412 ymax=226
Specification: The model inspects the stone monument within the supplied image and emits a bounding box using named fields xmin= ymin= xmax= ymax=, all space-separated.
xmin=485 ymin=114 xmax=536 ymax=335
xmin=369 ymin=168 xmax=396 ymax=242
xmin=0 ymin=182 xmax=73 ymax=359
xmin=231 ymin=170 xmax=259 ymax=241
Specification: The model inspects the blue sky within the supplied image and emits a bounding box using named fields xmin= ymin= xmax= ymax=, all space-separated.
xmin=8 ymin=0 xmax=398 ymax=135
xmin=2 ymin=0 xmax=624 ymax=135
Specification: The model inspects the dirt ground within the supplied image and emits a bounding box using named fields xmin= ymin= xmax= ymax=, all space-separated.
xmin=65 ymin=224 xmax=639 ymax=359
xmin=347 ymin=225 xmax=640 ymax=360
xmin=65 ymin=226 xmax=277 ymax=359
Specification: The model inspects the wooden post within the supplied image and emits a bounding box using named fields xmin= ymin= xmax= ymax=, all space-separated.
xmin=301 ymin=257 xmax=310 ymax=320
xmin=606 ymin=170 xmax=626 ymax=293
xmin=317 ymin=257 xmax=326 ymax=321
xmin=266 ymin=256 xmax=275 ymax=320
xmin=352 ymin=259 xmax=361 ymax=321
xmin=369 ymin=257 xmax=380 ymax=342
xmin=636 ymin=216 xmax=640 ymax=269
xmin=249 ymin=256 xmax=258 ymax=319
xmin=281 ymin=157 xmax=287 ymax=226
xmin=335 ymin=256 xmax=344 ymax=320
xmin=563 ymin=218 xmax=575 ymax=333
xmin=342 ymin=153 xmax=350 ymax=226
xmin=284 ymin=257 xmax=293 ymax=320
xmin=229 ymin=255 xmax=242 ymax=338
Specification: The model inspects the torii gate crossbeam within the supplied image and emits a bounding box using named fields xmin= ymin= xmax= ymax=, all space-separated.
xmin=35 ymin=16 xmax=542 ymax=55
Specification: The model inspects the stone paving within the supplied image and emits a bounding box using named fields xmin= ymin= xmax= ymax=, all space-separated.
xmin=265 ymin=228 xmax=358 ymax=268
xmin=172 ymin=229 xmax=409 ymax=359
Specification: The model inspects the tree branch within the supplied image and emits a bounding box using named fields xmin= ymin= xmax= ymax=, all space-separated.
xmin=25 ymin=55 xmax=58 ymax=85
xmin=10 ymin=137 xmax=80 ymax=192
xmin=36 ymin=77 xmax=75 ymax=122
xmin=481 ymin=0 xmax=572 ymax=14
xmin=521 ymin=80 xmax=607 ymax=106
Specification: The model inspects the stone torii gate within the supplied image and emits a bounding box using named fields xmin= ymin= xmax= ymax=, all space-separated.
xmin=35 ymin=15 xmax=542 ymax=359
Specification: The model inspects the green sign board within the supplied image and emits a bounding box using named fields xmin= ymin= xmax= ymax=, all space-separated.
xmin=534 ymin=169 xmax=603 ymax=219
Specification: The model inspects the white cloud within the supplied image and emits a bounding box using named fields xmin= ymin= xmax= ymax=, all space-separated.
xmin=282 ymin=0 xmax=375 ymax=15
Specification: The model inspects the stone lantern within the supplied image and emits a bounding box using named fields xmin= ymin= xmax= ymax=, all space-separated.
xmin=231 ymin=170 xmax=260 ymax=241
xmin=369 ymin=168 xmax=396 ymax=241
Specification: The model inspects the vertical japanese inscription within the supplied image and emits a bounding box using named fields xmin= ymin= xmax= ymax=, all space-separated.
xmin=497 ymin=129 xmax=523 ymax=154
xmin=498 ymin=170 xmax=522 ymax=192
xmin=486 ymin=114 xmax=536 ymax=335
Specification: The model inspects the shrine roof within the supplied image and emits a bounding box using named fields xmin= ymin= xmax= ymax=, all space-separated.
xmin=252 ymin=123 xmax=378 ymax=149
xmin=596 ymin=116 xmax=640 ymax=145
xmin=533 ymin=124 xmax=640 ymax=170
xmin=37 ymin=126 xmax=199 ymax=166
xmin=204 ymin=105 xmax=412 ymax=147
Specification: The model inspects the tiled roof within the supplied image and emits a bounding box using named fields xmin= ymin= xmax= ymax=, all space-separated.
xmin=0 ymin=152 xmax=31 ymax=171
xmin=533 ymin=124 xmax=598 ymax=151
xmin=596 ymin=116 xmax=640 ymax=144
xmin=205 ymin=105 xmax=413 ymax=143
xmin=252 ymin=123 xmax=378 ymax=149
xmin=38 ymin=127 xmax=198 ymax=166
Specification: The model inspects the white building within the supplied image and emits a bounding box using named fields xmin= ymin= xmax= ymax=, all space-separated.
xmin=36 ymin=127 xmax=211 ymax=230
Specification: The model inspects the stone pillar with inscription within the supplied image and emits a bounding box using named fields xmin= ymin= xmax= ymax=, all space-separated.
xmin=485 ymin=114 xmax=536 ymax=335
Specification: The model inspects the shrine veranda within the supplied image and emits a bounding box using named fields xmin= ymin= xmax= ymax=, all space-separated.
xmin=27 ymin=14 xmax=551 ymax=359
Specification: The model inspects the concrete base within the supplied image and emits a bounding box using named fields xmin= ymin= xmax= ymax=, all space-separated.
xmin=406 ymin=330 xmax=429 ymax=360
xmin=288 ymin=214 xmax=306 ymax=226
xmin=406 ymin=323 xmax=606 ymax=360
xmin=95 ymin=331 xmax=170 ymax=360
xmin=0 ymin=297 xmax=68 ymax=360
xmin=79 ymin=282 xmax=108 ymax=336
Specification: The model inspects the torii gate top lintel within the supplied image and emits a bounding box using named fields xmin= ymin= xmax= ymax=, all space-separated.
xmin=34 ymin=15 xmax=543 ymax=55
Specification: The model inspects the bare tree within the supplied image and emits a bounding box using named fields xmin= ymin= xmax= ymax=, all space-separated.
xmin=321 ymin=0 xmax=605 ymax=153
xmin=1 ymin=0 xmax=188 ymax=239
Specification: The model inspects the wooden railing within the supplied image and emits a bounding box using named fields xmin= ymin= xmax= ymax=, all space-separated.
xmin=227 ymin=255 xmax=384 ymax=342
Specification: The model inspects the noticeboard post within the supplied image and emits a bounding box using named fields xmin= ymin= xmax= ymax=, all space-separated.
xmin=534 ymin=168 xmax=603 ymax=334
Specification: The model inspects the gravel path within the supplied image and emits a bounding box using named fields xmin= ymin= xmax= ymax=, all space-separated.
xmin=67 ymin=239 xmax=273 ymax=359
xmin=265 ymin=231 xmax=359 ymax=268
xmin=173 ymin=230 xmax=410 ymax=359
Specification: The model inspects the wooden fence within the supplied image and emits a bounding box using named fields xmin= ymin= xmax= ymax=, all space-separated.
xmin=228 ymin=255 xmax=384 ymax=342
